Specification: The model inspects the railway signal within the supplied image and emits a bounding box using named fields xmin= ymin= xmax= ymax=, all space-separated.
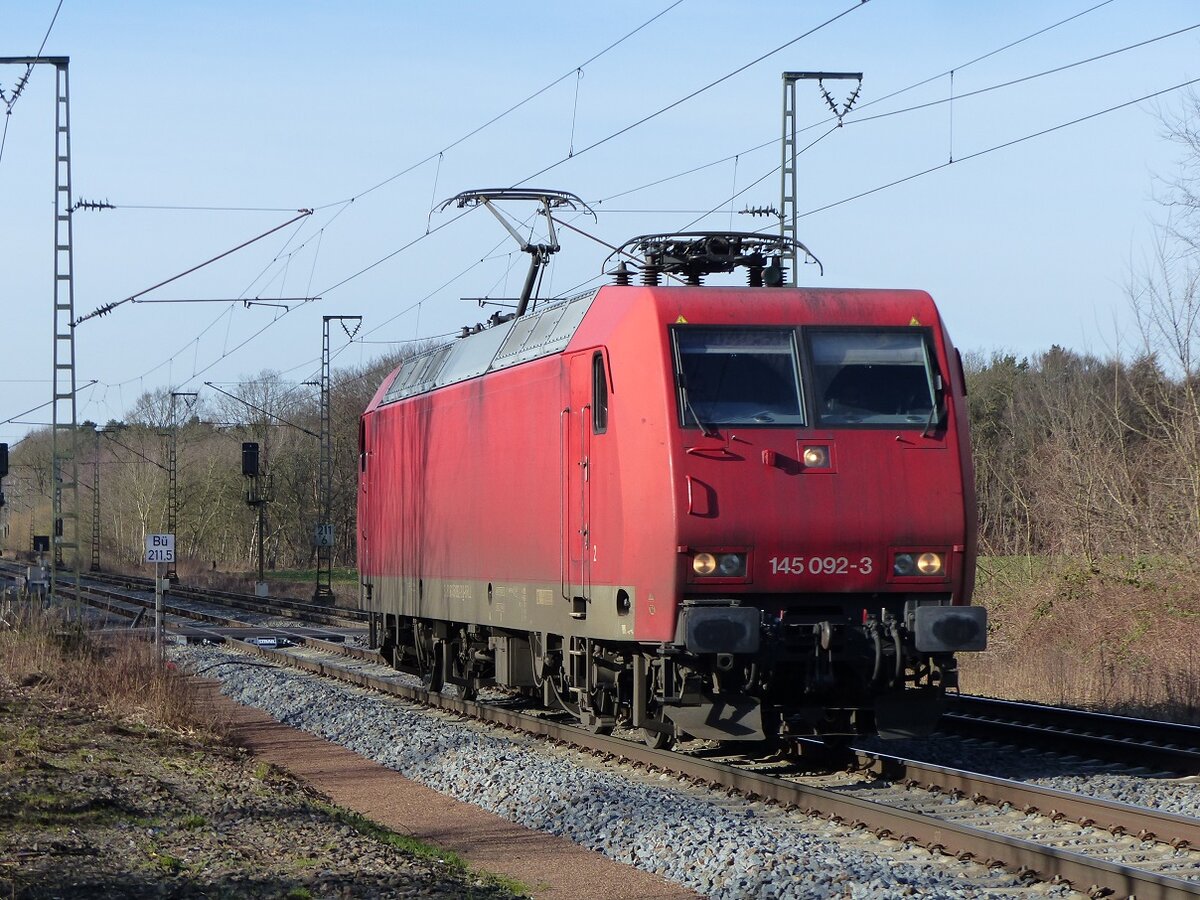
xmin=241 ymin=441 xmax=259 ymax=476
xmin=242 ymin=441 xmax=269 ymax=597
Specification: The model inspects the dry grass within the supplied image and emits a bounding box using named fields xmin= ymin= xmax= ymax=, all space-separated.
xmin=0 ymin=602 xmax=224 ymax=736
xmin=960 ymin=556 xmax=1200 ymax=723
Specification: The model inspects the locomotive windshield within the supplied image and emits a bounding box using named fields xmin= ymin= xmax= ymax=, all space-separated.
xmin=672 ymin=327 xmax=805 ymax=427
xmin=808 ymin=329 xmax=938 ymax=426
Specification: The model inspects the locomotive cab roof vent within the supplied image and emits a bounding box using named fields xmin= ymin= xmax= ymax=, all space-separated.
xmin=436 ymin=188 xmax=596 ymax=318
xmin=604 ymin=231 xmax=822 ymax=286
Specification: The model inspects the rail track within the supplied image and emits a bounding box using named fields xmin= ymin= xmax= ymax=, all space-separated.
xmin=218 ymin=636 xmax=1200 ymax=899
xmin=84 ymin=570 xmax=368 ymax=628
xmin=6 ymin=565 xmax=1200 ymax=898
xmin=944 ymin=694 xmax=1200 ymax=773
xmin=0 ymin=560 xmax=365 ymax=645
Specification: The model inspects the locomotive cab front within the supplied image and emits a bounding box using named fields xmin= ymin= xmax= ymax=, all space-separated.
xmin=657 ymin=310 xmax=986 ymax=739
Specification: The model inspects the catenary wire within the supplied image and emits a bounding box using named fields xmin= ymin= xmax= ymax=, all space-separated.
xmin=0 ymin=0 xmax=63 ymax=166
xmin=310 ymin=0 xmax=687 ymax=212
xmin=857 ymin=0 xmax=1119 ymax=114
xmin=101 ymin=0 xmax=1123 ymax=402
xmin=514 ymin=0 xmax=870 ymax=187
xmin=592 ymin=14 xmax=1198 ymax=213
xmin=114 ymin=0 xmax=1157 ymax=392
xmin=846 ymin=22 xmax=1200 ymax=129
xmin=799 ymin=75 xmax=1200 ymax=220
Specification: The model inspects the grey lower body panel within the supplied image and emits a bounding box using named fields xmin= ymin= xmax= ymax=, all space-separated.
xmin=364 ymin=574 xmax=639 ymax=641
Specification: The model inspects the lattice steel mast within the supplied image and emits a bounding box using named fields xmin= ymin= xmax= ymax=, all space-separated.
xmin=90 ymin=431 xmax=100 ymax=571
xmin=315 ymin=316 xmax=360 ymax=601
xmin=167 ymin=391 xmax=197 ymax=581
xmin=0 ymin=56 xmax=81 ymax=598
xmin=780 ymin=71 xmax=861 ymax=285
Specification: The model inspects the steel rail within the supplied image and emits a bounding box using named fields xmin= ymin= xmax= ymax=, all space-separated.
xmin=49 ymin=578 xmax=360 ymax=646
xmin=234 ymin=639 xmax=1200 ymax=900
xmin=945 ymin=695 xmax=1200 ymax=772
xmin=864 ymin=753 xmax=1200 ymax=851
xmin=84 ymin=571 xmax=366 ymax=626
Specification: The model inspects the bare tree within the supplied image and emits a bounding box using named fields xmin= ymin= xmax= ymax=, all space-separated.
xmin=1156 ymin=87 xmax=1200 ymax=254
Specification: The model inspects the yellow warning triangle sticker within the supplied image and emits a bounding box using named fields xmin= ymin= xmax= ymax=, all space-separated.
xmin=676 ymin=315 xmax=688 ymax=324
xmin=909 ymin=316 xmax=921 ymax=325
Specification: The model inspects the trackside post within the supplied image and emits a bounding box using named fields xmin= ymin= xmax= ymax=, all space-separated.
xmin=145 ymin=534 xmax=175 ymax=656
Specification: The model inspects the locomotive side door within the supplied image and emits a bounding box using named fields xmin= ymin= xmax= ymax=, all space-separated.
xmin=358 ymin=416 xmax=370 ymax=585
xmin=562 ymin=351 xmax=594 ymax=614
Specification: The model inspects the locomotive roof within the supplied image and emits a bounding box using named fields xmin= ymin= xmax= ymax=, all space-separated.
xmin=374 ymin=284 xmax=944 ymax=408
xmin=378 ymin=289 xmax=600 ymax=406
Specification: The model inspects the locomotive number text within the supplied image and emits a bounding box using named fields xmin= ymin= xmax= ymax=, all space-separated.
xmin=768 ymin=555 xmax=873 ymax=576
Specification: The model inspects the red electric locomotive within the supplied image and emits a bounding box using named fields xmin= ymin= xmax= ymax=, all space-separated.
xmin=358 ymin=190 xmax=986 ymax=745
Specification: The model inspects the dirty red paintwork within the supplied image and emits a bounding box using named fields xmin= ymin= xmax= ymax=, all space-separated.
xmin=359 ymin=285 xmax=976 ymax=644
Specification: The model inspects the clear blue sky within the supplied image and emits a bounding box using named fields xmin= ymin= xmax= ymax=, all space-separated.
xmin=2 ymin=0 xmax=1197 ymax=445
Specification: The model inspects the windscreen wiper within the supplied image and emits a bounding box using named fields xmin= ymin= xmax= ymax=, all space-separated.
xmin=921 ymin=402 xmax=939 ymax=438
xmin=679 ymin=377 xmax=719 ymax=437
xmin=922 ymin=375 xmax=945 ymax=438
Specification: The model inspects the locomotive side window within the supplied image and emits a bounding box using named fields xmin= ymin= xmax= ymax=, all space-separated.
xmin=671 ymin=327 xmax=804 ymax=428
xmin=807 ymin=329 xmax=939 ymax=427
xmin=592 ymin=351 xmax=608 ymax=434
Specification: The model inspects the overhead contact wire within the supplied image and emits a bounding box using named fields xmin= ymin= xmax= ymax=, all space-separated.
xmin=847 ymin=22 xmax=1200 ymax=128
xmin=801 ymin=75 xmax=1200 ymax=220
xmin=313 ymin=0 xmax=686 ymax=211
xmin=515 ymin=0 xmax=871 ymax=186
xmin=590 ymin=1 xmax=1156 ymax=211
xmin=0 ymin=0 xmax=63 ymax=166
xmin=856 ymin=0 xmax=1118 ymax=113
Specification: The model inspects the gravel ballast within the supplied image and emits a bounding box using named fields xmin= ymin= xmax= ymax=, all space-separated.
xmin=183 ymin=645 xmax=1076 ymax=900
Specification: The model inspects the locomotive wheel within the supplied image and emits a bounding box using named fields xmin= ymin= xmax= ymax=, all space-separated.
xmin=581 ymin=681 xmax=616 ymax=735
xmin=582 ymin=698 xmax=614 ymax=735
xmin=642 ymin=723 xmax=671 ymax=750
xmin=378 ymin=638 xmax=397 ymax=668
xmin=446 ymin=635 xmax=480 ymax=701
xmin=420 ymin=637 xmax=445 ymax=693
xmin=457 ymin=674 xmax=480 ymax=702
xmin=640 ymin=709 xmax=673 ymax=749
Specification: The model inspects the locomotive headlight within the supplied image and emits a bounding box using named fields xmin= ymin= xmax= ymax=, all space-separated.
xmin=916 ymin=552 xmax=944 ymax=575
xmin=691 ymin=552 xmax=747 ymax=578
xmin=802 ymin=445 xmax=830 ymax=468
xmin=893 ymin=551 xmax=946 ymax=577
xmin=717 ymin=553 xmax=746 ymax=577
